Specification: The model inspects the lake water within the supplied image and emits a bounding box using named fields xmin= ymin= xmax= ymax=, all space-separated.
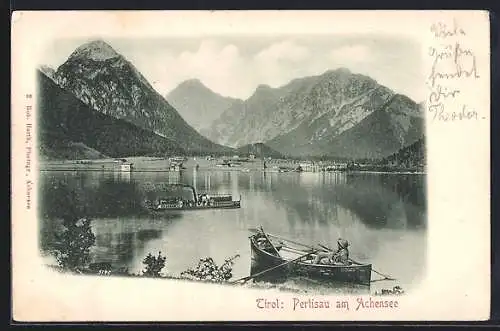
xmin=39 ymin=161 xmax=427 ymax=294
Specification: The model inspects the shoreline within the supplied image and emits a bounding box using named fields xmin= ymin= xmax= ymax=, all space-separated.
xmin=38 ymin=157 xmax=426 ymax=175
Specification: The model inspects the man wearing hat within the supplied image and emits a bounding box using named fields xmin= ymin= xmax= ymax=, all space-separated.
xmin=313 ymin=238 xmax=350 ymax=265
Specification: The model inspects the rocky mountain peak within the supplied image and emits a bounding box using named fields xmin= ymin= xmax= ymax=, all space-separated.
xmin=321 ymin=67 xmax=374 ymax=84
xmin=68 ymin=39 xmax=121 ymax=61
xmin=248 ymin=84 xmax=277 ymax=99
xmin=255 ymin=84 xmax=272 ymax=91
xmin=178 ymin=78 xmax=205 ymax=88
xmin=54 ymin=39 xmax=232 ymax=154
xmin=39 ymin=65 xmax=56 ymax=80
xmin=167 ymin=78 xmax=242 ymax=131
xmin=171 ymin=79 xmax=220 ymax=97
xmin=326 ymin=67 xmax=352 ymax=76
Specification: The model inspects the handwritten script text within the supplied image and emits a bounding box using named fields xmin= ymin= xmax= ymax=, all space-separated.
xmin=427 ymin=19 xmax=481 ymax=122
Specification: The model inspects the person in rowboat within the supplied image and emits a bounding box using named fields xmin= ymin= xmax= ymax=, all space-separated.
xmin=312 ymin=238 xmax=350 ymax=265
xmin=200 ymin=194 xmax=208 ymax=206
xmin=255 ymin=234 xmax=283 ymax=254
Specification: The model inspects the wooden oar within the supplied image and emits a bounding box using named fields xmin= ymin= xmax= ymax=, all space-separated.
xmin=259 ymin=226 xmax=281 ymax=257
xmin=318 ymin=243 xmax=335 ymax=253
xmin=318 ymin=243 xmax=396 ymax=281
xmin=280 ymin=245 xmax=314 ymax=255
xmin=230 ymin=250 xmax=317 ymax=284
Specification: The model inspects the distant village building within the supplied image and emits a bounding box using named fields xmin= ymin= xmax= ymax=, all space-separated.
xmin=324 ymin=162 xmax=348 ymax=171
xmin=170 ymin=156 xmax=187 ymax=163
xmin=299 ymin=161 xmax=320 ymax=172
xmin=170 ymin=161 xmax=183 ymax=171
xmin=120 ymin=163 xmax=133 ymax=172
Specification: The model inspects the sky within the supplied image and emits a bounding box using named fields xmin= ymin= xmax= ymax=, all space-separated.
xmin=40 ymin=35 xmax=425 ymax=102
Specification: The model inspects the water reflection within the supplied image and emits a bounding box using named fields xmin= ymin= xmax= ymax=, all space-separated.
xmin=92 ymin=225 xmax=163 ymax=267
xmin=39 ymin=167 xmax=426 ymax=291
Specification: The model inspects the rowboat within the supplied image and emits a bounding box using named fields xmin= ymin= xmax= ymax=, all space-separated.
xmin=143 ymin=183 xmax=241 ymax=211
xmin=249 ymin=230 xmax=372 ymax=286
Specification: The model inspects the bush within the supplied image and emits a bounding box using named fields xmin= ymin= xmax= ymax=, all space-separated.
xmin=53 ymin=217 xmax=96 ymax=272
xmin=180 ymin=254 xmax=240 ymax=282
xmin=142 ymin=251 xmax=166 ymax=277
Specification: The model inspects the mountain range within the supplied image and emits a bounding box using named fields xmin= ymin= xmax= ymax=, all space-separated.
xmin=37 ymin=70 xmax=186 ymax=159
xmin=267 ymin=93 xmax=424 ymax=159
xmin=199 ymin=68 xmax=424 ymax=159
xmin=51 ymin=39 xmax=232 ymax=155
xmin=166 ymin=79 xmax=241 ymax=132
xmin=39 ymin=39 xmax=424 ymax=162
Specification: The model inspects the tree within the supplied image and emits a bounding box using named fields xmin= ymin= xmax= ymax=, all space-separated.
xmin=142 ymin=251 xmax=166 ymax=277
xmin=53 ymin=217 xmax=96 ymax=272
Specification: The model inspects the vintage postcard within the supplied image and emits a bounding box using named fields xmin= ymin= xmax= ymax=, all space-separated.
xmin=11 ymin=10 xmax=490 ymax=321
